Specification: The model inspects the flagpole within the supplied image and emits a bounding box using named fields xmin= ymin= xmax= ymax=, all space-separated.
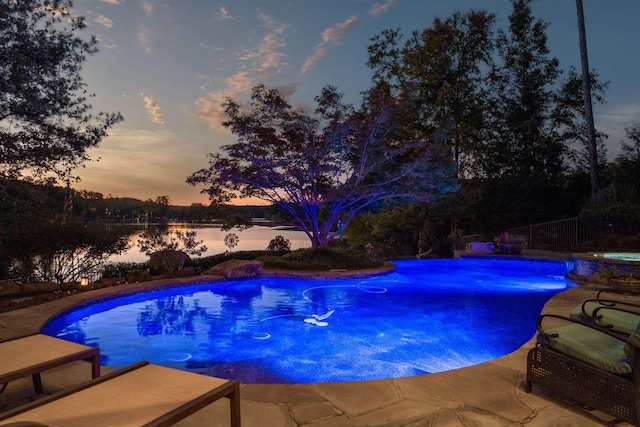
xmin=63 ymin=180 xmax=73 ymax=223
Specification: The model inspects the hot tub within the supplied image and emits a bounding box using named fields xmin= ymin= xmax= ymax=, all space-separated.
xmin=568 ymin=252 xmax=640 ymax=289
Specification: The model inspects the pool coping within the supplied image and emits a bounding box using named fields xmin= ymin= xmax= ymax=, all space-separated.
xmin=0 ymin=253 xmax=625 ymax=426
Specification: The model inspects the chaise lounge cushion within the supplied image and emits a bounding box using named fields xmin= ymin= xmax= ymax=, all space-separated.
xmin=543 ymin=323 xmax=632 ymax=375
xmin=569 ymin=301 xmax=640 ymax=335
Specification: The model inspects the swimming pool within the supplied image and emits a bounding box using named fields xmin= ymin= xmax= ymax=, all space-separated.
xmin=43 ymin=259 xmax=571 ymax=384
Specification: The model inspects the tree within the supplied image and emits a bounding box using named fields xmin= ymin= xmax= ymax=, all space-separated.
xmin=34 ymin=220 xmax=130 ymax=283
xmin=188 ymin=84 xmax=457 ymax=249
xmin=0 ymin=178 xmax=131 ymax=281
xmin=555 ymin=66 xmax=609 ymax=174
xmin=366 ymin=10 xmax=496 ymax=178
xmin=484 ymin=0 xmax=565 ymax=182
xmin=575 ymin=0 xmax=600 ymax=197
xmin=0 ymin=0 xmax=123 ymax=180
xmin=607 ymin=122 xmax=640 ymax=203
xmin=137 ymin=229 xmax=207 ymax=277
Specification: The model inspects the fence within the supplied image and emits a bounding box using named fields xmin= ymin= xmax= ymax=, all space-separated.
xmin=505 ymin=217 xmax=639 ymax=250
xmin=456 ymin=217 xmax=639 ymax=251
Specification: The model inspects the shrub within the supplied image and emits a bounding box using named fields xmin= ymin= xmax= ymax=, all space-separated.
xmin=266 ymin=235 xmax=291 ymax=252
xmin=257 ymin=247 xmax=381 ymax=271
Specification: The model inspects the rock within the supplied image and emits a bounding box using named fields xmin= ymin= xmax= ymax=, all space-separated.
xmin=19 ymin=281 xmax=60 ymax=294
xmin=207 ymin=260 xmax=263 ymax=279
xmin=0 ymin=281 xmax=21 ymax=297
xmin=149 ymin=250 xmax=193 ymax=276
xmin=178 ymin=266 xmax=196 ymax=277
xmin=126 ymin=269 xmax=152 ymax=283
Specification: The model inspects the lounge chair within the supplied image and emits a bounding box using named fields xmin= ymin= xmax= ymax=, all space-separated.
xmin=0 ymin=361 xmax=241 ymax=427
xmin=569 ymin=298 xmax=640 ymax=335
xmin=526 ymin=313 xmax=640 ymax=425
xmin=0 ymin=334 xmax=100 ymax=395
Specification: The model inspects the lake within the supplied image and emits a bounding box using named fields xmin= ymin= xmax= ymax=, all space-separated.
xmin=109 ymin=223 xmax=311 ymax=264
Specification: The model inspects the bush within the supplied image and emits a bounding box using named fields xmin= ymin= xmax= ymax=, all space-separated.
xmin=266 ymin=235 xmax=291 ymax=252
xmin=102 ymin=262 xmax=148 ymax=278
xmin=257 ymin=247 xmax=381 ymax=271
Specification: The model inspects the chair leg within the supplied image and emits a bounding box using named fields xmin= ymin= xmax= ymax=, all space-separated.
xmin=32 ymin=373 xmax=44 ymax=394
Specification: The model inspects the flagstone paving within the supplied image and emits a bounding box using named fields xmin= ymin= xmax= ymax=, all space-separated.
xmin=0 ymin=254 xmax=633 ymax=426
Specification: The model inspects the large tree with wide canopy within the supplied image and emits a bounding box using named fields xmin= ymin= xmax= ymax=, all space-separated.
xmin=188 ymin=84 xmax=457 ymax=249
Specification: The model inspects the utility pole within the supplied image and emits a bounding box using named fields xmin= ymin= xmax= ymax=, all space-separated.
xmin=576 ymin=0 xmax=600 ymax=198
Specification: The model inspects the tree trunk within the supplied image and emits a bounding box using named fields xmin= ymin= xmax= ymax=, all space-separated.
xmin=575 ymin=0 xmax=600 ymax=198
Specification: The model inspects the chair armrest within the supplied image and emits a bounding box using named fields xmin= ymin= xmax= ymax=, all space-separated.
xmin=536 ymin=314 xmax=640 ymax=349
xmin=597 ymin=288 xmax=640 ymax=300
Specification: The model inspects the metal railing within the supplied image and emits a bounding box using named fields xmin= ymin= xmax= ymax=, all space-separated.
xmin=506 ymin=217 xmax=639 ymax=249
xmin=456 ymin=217 xmax=639 ymax=251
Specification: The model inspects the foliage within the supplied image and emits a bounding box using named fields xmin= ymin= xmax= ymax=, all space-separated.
xmin=257 ymin=248 xmax=381 ymax=271
xmin=32 ymin=221 xmax=131 ymax=283
xmin=0 ymin=0 xmax=123 ymax=180
xmin=137 ymin=229 xmax=207 ymax=277
xmin=367 ymin=10 xmax=496 ymax=178
xmin=4 ymin=219 xmax=131 ymax=283
xmin=555 ymin=67 xmax=609 ymax=174
xmin=188 ymin=84 xmax=457 ymax=249
xmin=607 ymin=122 xmax=640 ymax=202
xmin=102 ymin=261 xmax=148 ymax=279
xmin=266 ymin=235 xmax=291 ymax=252
xmin=362 ymin=2 xmax=616 ymax=242
xmin=484 ymin=0 xmax=565 ymax=181
xmin=346 ymin=204 xmax=455 ymax=258
xmin=0 ymin=178 xmax=132 ymax=281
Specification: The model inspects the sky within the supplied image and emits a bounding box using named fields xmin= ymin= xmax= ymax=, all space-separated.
xmin=68 ymin=0 xmax=640 ymax=206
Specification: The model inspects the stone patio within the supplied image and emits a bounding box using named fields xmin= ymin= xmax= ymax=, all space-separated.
xmin=0 ymin=255 xmax=634 ymax=426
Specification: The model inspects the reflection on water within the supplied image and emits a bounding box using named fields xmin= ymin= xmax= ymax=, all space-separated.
xmin=43 ymin=259 xmax=572 ymax=384
xmin=109 ymin=224 xmax=311 ymax=263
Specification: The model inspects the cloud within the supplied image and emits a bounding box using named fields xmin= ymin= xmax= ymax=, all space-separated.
xmin=141 ymin=93 xmax=165 ymax=125
xmin=301 ymin=16 xmax=359 ymax=74
xmin=141 ymin=1 xmax=155 ymax=16
xmin=137 ymin=25 xmax=153 ymax=53
xmin=192 ymin=13 xmax=291 ymax=131
xmin=216 ymin=6 xmax=236 ymax=21
xmin=95 ymin=14 xmax=113 ymax=28
xmin=78 ymin=127 xmax=211 ymax=205
xmin=369 ymin=0 xmax=395 ymax=18
xmin=100 ymin=0 xmax=121 ymax=4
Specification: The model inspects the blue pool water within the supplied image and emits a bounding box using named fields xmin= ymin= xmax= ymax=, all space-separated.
xmin=43 ymin=259 xmax=571 ymax=384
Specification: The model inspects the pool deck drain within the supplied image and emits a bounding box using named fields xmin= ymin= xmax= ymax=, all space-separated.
xmin=0 ymin=251 xmax=632 ymax=426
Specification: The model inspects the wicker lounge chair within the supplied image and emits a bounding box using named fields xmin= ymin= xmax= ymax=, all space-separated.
xmin=0 ymin=361 xmax=241 ymax=427
xmin=569 ymin=298 xmax=640 ymax=335
xmin=0 ymin=334 xmax=100 ymax=395
xmin=526 ymin=313 xmax=640 ymax=425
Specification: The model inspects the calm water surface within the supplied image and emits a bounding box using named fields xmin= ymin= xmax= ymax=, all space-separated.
xmin=44 ymin=259 xmax=571 ymax=384
xmin=110 ymin=224 xmax=311 ymax=263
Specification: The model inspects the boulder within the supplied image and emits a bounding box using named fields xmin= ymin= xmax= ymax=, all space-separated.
xmin=126 ymin=269 xmax=152 ymax=283
xmin=0 ymin=281 xmax=20 ymax=297
xmin=149 ymin=250 xmax=193 ymax=276
xmin=178 ymin=266 xmax=196 ymax=277
xmin=207 ymin=260 xmax=263 ymax=279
